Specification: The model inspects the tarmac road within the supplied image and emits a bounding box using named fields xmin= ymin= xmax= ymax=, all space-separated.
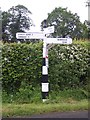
xmin=29 ymin=110 xmax=88 ymax=118
xmin=2 ymin=110 xmax=89 ymax=120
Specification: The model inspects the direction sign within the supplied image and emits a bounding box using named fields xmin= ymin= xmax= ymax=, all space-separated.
xmin=43 ymin=26 xmax=54 ymax=34
xmin=44 ymin=38 xmax=72 ymax=44
xmin=16 ymin=32 xmax=45 ymax=39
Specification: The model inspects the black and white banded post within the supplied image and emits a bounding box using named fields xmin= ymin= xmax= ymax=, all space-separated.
xmin=42 ymin=40 xmax=49 ymax=102
xmin=41 ymin=19 xmax=49 ymax=102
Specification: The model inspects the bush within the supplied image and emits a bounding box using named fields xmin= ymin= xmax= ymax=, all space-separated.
xmin=2 ymin=41 xmax=89 ymax=95
xmin=2 ymin=42 xmax=42 ymax=94
xmin=49 ymin=44 xmax=89 ymax=90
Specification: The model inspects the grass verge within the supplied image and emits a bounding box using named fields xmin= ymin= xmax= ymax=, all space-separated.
xmin=2 ymin=99 xmax=88 ymax=117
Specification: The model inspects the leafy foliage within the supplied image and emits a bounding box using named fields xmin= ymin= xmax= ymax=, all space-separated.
xmin=49 ymin=44 xmax=89 ymax=91
xmin=2 ymin=12 xmax=11 ymax=41
xmin=2 ymin=5 xmax=33 ymax=42
xmin=2 ymin=41 xmax=89 ymax=95
xmin=2 ymin=42 xmax=42 ymax=93
xmin=41 ymin=7 xmax=88 ymax=39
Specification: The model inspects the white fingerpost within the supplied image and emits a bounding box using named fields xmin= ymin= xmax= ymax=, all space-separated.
xmin=16 ymin=20 xmax=72 ymax=102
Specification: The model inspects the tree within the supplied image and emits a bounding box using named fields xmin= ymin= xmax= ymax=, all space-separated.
xmin=2 ymin=11 xmax=11 ymax=42
xmin=41 ymin=7 xmax=87 ymax=39
xmin=2 ymin=5 xmax=33 ymax=42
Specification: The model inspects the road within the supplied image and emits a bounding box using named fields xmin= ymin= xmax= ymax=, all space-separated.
xmin=2 ymin=110 xmax=89 ymax=120
xmin=29 ymin=110 xmax=88 ymax=118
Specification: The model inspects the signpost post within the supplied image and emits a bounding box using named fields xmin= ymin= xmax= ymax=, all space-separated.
xmin=16 ymin=24 xmax=72 ymax=102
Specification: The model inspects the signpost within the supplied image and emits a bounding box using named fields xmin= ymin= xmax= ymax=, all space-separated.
xmin=44 ymin=38 xmax=72 ymax=44
xmin=16 ymin=25 xmax=72 ymax=102
xmin=43 ymin=26 xmax=54 ymax=34
xmin=16 ymin=32 xmax=45 ymax=39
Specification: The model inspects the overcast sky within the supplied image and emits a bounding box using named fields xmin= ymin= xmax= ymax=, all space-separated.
xmin=0 ymin=0 xmax=88 ymax=31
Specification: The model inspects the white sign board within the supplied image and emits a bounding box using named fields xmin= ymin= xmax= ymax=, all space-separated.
xmin=16 ymin=32 xmax=45 ymax=39
xmin=44 ymin=26 xmax=54 ymax=34
xmin=44 ymin=38 xmax=72 ymax=44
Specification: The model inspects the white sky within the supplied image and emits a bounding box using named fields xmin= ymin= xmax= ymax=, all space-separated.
xmin=0 ymin=0 xmax=88 ymax=31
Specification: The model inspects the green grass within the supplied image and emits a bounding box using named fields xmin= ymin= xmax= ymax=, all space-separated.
xmin=2 ymin=87 xmax=88 ymax=117
xmin=2 ymin=99 xmax=88 ymax=117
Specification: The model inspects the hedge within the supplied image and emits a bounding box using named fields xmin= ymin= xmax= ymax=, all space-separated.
xmin=2 ymin=42 xmax=42 ymax=93
xmin=49 ymin=44 xmax=89 ymax=91
xmin=2 ymin=41 xmax=89 ymax=94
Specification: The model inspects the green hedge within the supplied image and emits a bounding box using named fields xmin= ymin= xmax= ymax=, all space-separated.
xmin=2 ymin=41 xmax=89 ymax=94
xmin=2 ymin=42 xmax=42 ymax=93
xmin=49 ymin=44 xmax=89 ymax=91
